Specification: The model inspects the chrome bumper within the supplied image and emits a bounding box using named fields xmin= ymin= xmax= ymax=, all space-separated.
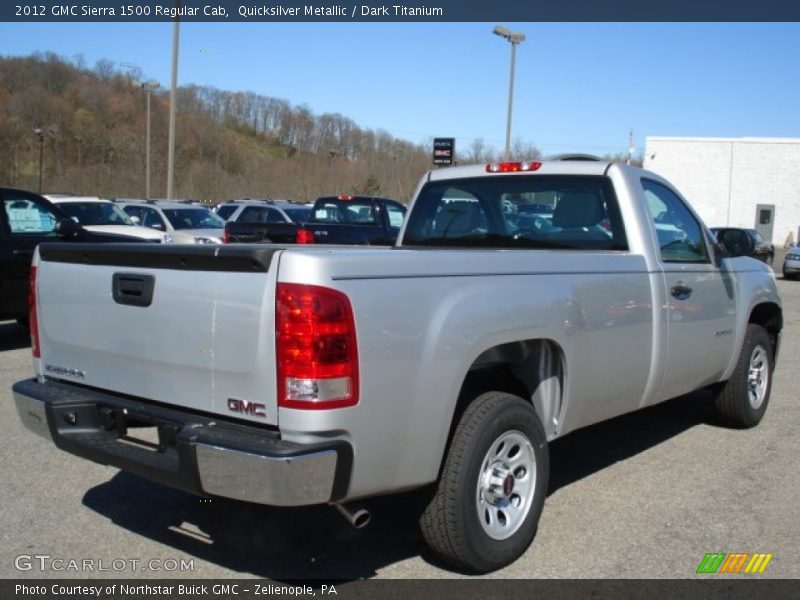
xmin=13 ymin=379 xmax=351 ymax=506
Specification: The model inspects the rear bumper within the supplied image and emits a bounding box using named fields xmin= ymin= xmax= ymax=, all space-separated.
xmin=13 ymin=378 xmax=352 ymax=506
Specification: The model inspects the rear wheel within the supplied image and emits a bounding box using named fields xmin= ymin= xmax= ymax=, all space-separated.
xmin=712 ymin=324 xmax=773 ymax=428
xmin=420 ymin=391 xmax=549 ymax=573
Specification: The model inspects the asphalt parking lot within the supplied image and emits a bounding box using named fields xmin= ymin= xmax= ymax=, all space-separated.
xmin=1 ymin=273 xmax=798 ymax=580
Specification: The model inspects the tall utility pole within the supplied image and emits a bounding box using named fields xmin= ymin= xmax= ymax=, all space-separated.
xmin=141 ymin=81 xmax=159 ymax=199
xmin=493 ymin=26 xmax=526 ymax=161
xmin=328 ymin=150 xmax=337 ymax=192
xmin=166 ymin=17 xmax=180 ymax=200
xmin=33 ymin=128 xmax=44 ymax=192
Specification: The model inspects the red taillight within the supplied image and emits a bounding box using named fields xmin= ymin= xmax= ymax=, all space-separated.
xmin=222 ymin=227 xmax=230 ymax=244
xmin=485 ymin=161 xmax=542 ymax=173
xmin=337 ymin=195 xmax=353 ymax=201
xmin=29 ymin=266 xmax=40 ymax=358
xmin=276 ymin=283 xmax=359 ymax=409
xmin=296 ymin=228 xmax=315 ymax=244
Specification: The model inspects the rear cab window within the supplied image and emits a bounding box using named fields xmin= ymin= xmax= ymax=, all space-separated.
xmin=401 ymin=175 xmax=627 ymax=250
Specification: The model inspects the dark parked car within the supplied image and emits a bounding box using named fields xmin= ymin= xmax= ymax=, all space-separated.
xmin=224 ymin=195 xmax=406 ymax=245
xmin=1 ymin=187 xmax=146 ymax=323
xmin=711 ymin=227 xmax=774 ymax=264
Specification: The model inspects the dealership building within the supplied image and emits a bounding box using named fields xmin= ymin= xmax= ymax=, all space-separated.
xmin=643 ymin=136 xmax=800 ymax=245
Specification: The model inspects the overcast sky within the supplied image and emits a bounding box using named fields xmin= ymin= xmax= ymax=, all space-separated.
xmin=2 ymin=22 xmax=799 ymax=156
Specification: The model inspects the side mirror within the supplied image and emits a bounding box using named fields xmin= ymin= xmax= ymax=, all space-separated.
xmin=54 ymin=217 xmax=80 ymax=238
xmin=129 ymin=215 xmax=141 ymax=225
xmin=714 ymin=228 xmax=755 ymax=258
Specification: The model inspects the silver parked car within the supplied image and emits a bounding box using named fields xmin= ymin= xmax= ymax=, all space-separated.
xmin=45 ymin=195 xmax=167 ymax=242
xmin=783 ymin=245 xmax=800 ymax=279
xmin=116 ymin=199 xmax=225 ymax=244
xmin=214 ymin=199 xmax=312 ymax=224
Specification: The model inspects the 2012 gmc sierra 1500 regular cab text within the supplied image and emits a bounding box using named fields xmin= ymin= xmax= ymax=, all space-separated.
xmin=13 ymin=158 xmax=782 ymax=572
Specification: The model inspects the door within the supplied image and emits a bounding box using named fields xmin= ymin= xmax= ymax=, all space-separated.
xmin=754 ymin=204 xmax=775 ymax=243
xmin=642 ymin=179 xmax=738 ymax=401
xmin=0 ymin=189 xmax=64 ymax=319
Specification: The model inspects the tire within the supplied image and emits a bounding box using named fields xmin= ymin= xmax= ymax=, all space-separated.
xmin=420 ymin=391 xmax=549 ymax=573
xmin=712 ymin=324 xmax=773 ymax=428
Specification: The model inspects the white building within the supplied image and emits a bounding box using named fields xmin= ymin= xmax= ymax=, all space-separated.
xmin=643 ymin=136 xmax=800 ymax=245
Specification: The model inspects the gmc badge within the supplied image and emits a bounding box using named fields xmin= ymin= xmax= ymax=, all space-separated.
xmin=227 ymin=398 xmax=266 ymax=418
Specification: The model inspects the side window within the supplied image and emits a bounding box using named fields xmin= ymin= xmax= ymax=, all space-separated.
xmin=642 ymin=179 xmax=708 ymax=263
xmin=215 ymin=204 xmax=238 ymax=220
xmin=265 ymin=209 xmax=286 ymax=224
xmin=3 ymin=196 xmax=58 ymax=235
xmin=140 ymin=208 xmax=166 ymax=230
xmin=386 ymin=204 xmax=406 ymax=230
xmin=239 ymin=206 xmax=268 ymax=223
xmin=123 ymin=205 xmax=143 ymax=223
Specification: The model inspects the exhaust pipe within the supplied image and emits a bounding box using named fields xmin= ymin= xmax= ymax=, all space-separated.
xmin=334 ymin=503 xmax=371 ymax=529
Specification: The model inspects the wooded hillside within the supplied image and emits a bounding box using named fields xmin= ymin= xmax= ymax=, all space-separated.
xmin=0 ymin=53 xmax=453 ymax=202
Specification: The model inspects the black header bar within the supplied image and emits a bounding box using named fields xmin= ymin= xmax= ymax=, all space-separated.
xmin=3 ymin=0 xmax=799 ymax=22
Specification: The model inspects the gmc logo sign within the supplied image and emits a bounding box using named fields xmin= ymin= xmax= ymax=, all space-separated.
xmin=227 ymin=398 xmax=266 ymax=418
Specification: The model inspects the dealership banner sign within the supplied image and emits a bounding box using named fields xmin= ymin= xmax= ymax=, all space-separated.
xmin=433 ymin=138 xmax=455 ymax=166
xmin=3 ymin=0 xmax=799 ymax=21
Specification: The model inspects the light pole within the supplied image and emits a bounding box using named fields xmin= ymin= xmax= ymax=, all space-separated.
xmin=167 ymin=16 xmax=180 ymax=200
xmin=493 ymin=25 xmax=525 ymax=161
xmin=141 ymin=81 xmax=159 ymax=199
xmin=33 ymin=128 xmax=44 ymax=192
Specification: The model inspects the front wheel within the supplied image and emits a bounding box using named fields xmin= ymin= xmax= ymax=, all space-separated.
xmin=712 ymin=324 xmax=773 ymax=428
xmin=420 ymin=391 xmax=549 ymax=573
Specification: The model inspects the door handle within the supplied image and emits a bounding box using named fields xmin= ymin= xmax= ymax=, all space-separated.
xmin=670 ymin=283 xmax=693 ymax=300
xmin=112 ymin=273 xmax=155 ymax=307
xmin=12 ymin=249 xmax=33 ymax=258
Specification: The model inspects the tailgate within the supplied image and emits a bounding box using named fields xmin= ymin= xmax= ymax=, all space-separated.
xmin=34 ymin=243 xmax=281 ymax=426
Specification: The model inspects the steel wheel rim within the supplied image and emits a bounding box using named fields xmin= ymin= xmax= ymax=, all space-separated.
xmin=747 ymin=345 xmax=769 ymax=410
xmin=475 ymin=430 xmax=536 ymax=541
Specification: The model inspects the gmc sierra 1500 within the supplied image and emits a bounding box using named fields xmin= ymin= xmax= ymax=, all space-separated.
xmin=14 ymin=158 xmax=781 ymax=573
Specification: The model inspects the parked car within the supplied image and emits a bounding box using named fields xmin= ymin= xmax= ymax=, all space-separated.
xmin=0 ymin=187 xmax=146 ymax=323
xmin=224 ymin=195 xmax=406 ymax=245
xmin=45 ymin=195 xmax=167 ymax=243
xmin=116 ymin=200 xmax=225 ymax=244
xmin=215 ymin=199 xmax=312 ymax=224
xmin=782 ymin=245 xmax=800 ymax=279
xmin=14 ymin=159 xmax=781 ymax=573
xmin=711 ymin=227 xmax=774 ymax=264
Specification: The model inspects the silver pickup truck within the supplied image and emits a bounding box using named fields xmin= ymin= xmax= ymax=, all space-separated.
xmin=14 ymin=158 xmax=782 ymax=573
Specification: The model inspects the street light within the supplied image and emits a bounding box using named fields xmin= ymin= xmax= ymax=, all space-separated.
xmin=33 ymin=128 xmax=44 ymax=192
xmin=141 ymin=80 xmax=159 ymax=199
xmin=167 ymin=17 xmax=180 ymax=200
xmin=493 ymin=25 xmax=526 ymax=161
